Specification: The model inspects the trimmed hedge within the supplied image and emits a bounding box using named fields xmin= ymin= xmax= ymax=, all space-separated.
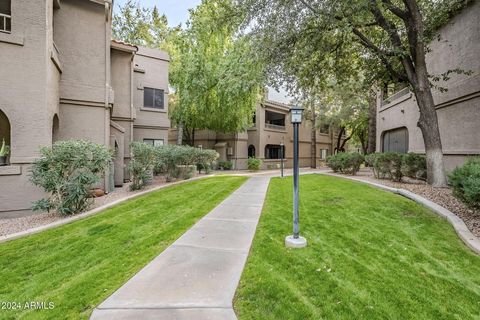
xmin=326 ymin=153 xmax=364 ymax=175
xmin=449 ymin=157 xmax=480 ymax=209
xmin=366 ymin=152 xmax=427 ymax=182
xmin=218 ymin=161 xmax=233 ymax=170
xmin=130 ymin=143 xmax=219 ymax=189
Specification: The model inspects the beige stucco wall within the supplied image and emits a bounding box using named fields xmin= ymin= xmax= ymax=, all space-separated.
xmin=376 ymin=1 xmax=480 ymax=172
xmin=132 ymin=46 xmax=170 ymax=145
xmin=0 ymin=0 xmax=60 ymax=215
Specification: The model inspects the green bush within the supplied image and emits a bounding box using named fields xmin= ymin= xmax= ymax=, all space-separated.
xmin=367 ymin=152 xmax=425 ymax=182
xmin=326 ymin=153 xmax=364 ymax=175
xmin=326 ymin=154 xmax=342 ymax=173
xmin=195 ymin=149 xmax=219 ymax=174
xmin=218 ymin=161 xmax=233 ymax=170
xmin=30 ymin=140 xmax=112 ymax=215
xmin=374 ymin=152 xmax=403 ymax=181
xmin=129 ymin=142 xmax=157 ymax=190
xmin=247 ymin=157 xmax=262 ymax=171
xmin=402 ymin=153 xmax=427 ymax=181
xmin=449 ymin=157 xmax=480 ymax=209
xmin=155 ymin=145 xmax=218 ymax=179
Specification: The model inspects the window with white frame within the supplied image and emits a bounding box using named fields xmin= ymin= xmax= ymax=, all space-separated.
xmin=143 ymin=139 xmax=164 ymax=147
xmin=0 ymin=1 xmax=11 ymax=33
xmin=143 ymin=87 xmax=164 ymax=109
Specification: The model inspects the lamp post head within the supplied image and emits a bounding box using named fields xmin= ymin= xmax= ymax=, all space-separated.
xmin=290 ymin=106 xmax=304 ymax=124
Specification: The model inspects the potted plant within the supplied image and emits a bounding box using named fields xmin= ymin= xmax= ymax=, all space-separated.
xmin=0 ymin=139 xmax=10 ymax=166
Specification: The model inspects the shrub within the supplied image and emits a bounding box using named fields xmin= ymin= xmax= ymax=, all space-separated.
xmin=247 ymin=157 xmax=262 ymax=171
xmin=154 ymin=145 xmax=218 ymax=179
xmin=326 ymin=153 xmax=364 ymax=175
xmin=402 ymin=153 xmax=427 ymax=181
xmin=30 ymin=140 xmax=112 ymax=215
xmin=195 ymin=149 xmax=219 ymax=174
xmin=326 ymin=154 xmax=342 ymax=173
xmin=218 ymin=161 xmax=233 ymax=170
xmin=449 ymin=157 xmax=480 ymax=209
xmin=128 ymin=142 xmax=157 ymax=190
xmin=374 ymin=152 xmax=403 ymax=181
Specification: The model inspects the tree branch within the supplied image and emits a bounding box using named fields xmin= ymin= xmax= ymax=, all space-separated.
xmin=381 ymin=0 xmax=408 ymax=20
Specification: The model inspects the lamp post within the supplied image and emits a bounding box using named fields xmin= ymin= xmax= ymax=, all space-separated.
xmin=285 ymin=106 xmax=307 ymax=248
xmin=280 ymin=141 xmax=284 ymax=178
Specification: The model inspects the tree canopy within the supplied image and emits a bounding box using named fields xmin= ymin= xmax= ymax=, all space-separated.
xmin=113 ymin=0 xmax=266 ymax=144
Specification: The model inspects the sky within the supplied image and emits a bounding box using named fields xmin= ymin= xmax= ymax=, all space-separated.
xmin=113 ymin=0 xmax=292 ymax=104
xmin=113 ymin=0 xmax=202 ymax=27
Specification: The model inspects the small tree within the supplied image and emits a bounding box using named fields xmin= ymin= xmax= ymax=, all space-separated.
xmin=30 ymin=140 xmax=112 ymax=215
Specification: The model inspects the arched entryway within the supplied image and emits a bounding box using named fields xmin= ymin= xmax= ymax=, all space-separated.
xmin=248 ymin=145 xmax=256 ymax=158
xmin=52 ymin=114 xmax=59 ymax=143
xmin=0 ymin=109 xmax=11 ymax=147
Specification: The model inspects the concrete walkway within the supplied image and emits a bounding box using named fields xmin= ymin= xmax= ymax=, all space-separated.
xmin=90 ymin=176 xmax=270 ymax=320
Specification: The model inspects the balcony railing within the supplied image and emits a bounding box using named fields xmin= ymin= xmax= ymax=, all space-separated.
xmin=265 ymin=123 xmax=286 ymax=131
xmin=381 ymin=87 xmax=410 ymax=106
xmin=0 ymin=13 xmax=11 ymax=33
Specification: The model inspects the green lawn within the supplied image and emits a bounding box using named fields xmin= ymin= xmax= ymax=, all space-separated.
xmin=0 ymin=176 xmax=246 ymax=320
xmin=234 ymin=174 xmax=480 ymax=320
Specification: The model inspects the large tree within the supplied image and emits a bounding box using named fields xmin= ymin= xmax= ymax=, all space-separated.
xmin=169 ymin=0 xmax=265 ymax=145
xmin=113 ymin=1 xmax=264 ymax=146
xmin=238 ymin=0 xmax=468 ymax=186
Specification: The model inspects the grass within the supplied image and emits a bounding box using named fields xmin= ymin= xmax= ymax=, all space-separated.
xmin=0 ymin=176 xmax=247 ymax=320
xmin=234 ymin=174 xmax=480 ymax=320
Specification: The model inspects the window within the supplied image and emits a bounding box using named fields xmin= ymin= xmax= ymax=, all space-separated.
xmin=382 ymin=127 xmax=408 ymax=153
xmin=319 ymin=124 xmax=330 ymax=134
xmin=265 ymin=144 xmax=285 ymax=159
xmin=143 ymin=139 xmax=164 ymax=147
xmin=143 ymin=87 xmax=164 ymax=109
xmin=320 ymin=149 xmax=328 ymax=160
xmin=0 ymin=1 xmax=11 ymax=33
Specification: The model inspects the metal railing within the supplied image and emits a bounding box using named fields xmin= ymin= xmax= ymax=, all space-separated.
xmin=0 ymin=13 xmax=11 ymax=33
xmin=265 ymin=123 xmax=286 ymax=131
xmin=381 ymin=87 xmax=410 ymax=106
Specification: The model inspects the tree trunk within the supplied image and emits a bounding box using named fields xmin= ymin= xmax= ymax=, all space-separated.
xmin=310 ymin=108 xmax=317 ymax=168
xmin=335 ymin=127 xmax=345 ymax=153
xmin=367 ymin=89 xmax=377 ymax=154
xmin=413 ymin=88 xmax=447 ymax=187
xmin=176 ymin=123 xmax=183 ymax=145
xmin=191 ymin=128 xmax=196 ymax=147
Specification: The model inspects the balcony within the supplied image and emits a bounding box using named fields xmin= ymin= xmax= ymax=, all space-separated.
xmin=265 ymin=123 xmax=286 ymax=131
xmin=265 ymin=110 xmax=286 ymax=131
xmin=0 ymin=13 xmax=11 ymax=33
xmin=381 ymin=87 xmax=410 ymax=107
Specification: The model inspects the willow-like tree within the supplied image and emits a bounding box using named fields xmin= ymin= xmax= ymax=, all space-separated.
xmin=169 ymin=0 xmax=265 ymax=145
xmin=239 ymin=0 xmax=469 ymax=186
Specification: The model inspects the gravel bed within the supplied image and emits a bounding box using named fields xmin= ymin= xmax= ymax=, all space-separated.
xmin=0 ymin=175 xmax=173 ymax=237
xmin=337 ymin=169 xmax=480 ymax=238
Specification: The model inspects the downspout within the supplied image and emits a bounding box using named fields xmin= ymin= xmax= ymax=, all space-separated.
xmin=104 ymin=0 xmax=112 ymax=192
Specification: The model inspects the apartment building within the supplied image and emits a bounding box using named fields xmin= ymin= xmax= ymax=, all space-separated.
xmin=376 ymin=1 xmax=480 ymax=171
xmin=169 ymin=99 xmax=340 ymax=170
xmin=0 ymin=0 xmax=169 ymax=217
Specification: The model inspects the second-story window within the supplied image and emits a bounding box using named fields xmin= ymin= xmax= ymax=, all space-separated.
xmin=143 ymin=87 xmax=164 ymax=109
xmin=0 ymin=1 xmax=11 ymax=33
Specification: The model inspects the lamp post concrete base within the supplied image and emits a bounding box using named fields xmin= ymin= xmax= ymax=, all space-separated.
xmin=285 ymin=235 xmax=307 ymax=248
